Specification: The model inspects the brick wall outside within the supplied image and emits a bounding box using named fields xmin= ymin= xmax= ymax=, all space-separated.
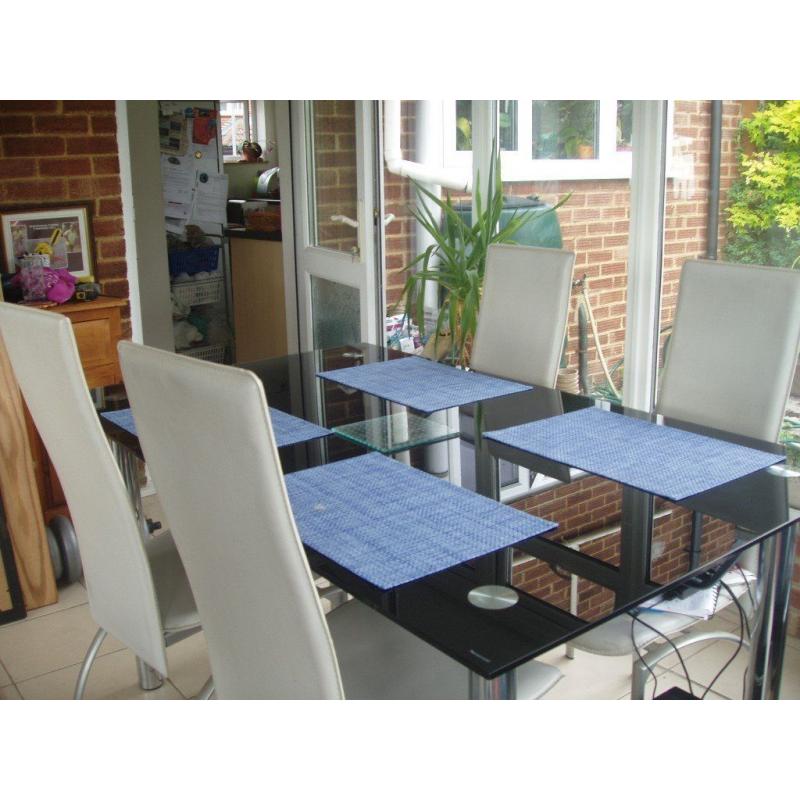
xmin=509 ymin=475 xmax=736 ymax=621
xmin=0 ymin=100 xmax=129 ymax=332
xmin=311 ymin=100 xmax=358 ymax=254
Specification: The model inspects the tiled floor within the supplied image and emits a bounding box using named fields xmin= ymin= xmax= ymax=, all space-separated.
xmin=2 ymin=493 xmax=798 ymax=700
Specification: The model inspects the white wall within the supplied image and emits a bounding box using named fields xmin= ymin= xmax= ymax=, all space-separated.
xmin=116 ymin=100 xmax=174 ymax=350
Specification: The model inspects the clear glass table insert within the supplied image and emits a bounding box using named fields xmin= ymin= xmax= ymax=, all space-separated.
xmin=332 ymin=412 xmax=458 ymax=455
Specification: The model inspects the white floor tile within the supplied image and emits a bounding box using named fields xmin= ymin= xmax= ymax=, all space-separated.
xmin=653 ymin=612 xmax=744 ymax=672
xmin=0 ymin=604 xmax=125 ymax=683
xmin=662 ymin=636 xmax=800 ymax=700
xmin=16 ymin=649 xmax=182 ymax=700
xmin=0 ymin=684 xmax=22 ymax=700
xmin=165 ymin=632 xmax=211 ymax=699
xmin=621 ymin=667 xmax=729 ymax=700
xmin=0 ymin=658 xmax=11 ymax=688
xmin=20 ymin=582 xmax=88 ymax=623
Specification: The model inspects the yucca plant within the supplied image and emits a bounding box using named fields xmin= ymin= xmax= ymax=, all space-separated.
xmin=397 ymin=150 xmax=567 ymax=367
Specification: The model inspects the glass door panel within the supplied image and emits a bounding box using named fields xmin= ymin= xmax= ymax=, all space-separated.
xmin=292 ymin=100 xmax=380 ymax=352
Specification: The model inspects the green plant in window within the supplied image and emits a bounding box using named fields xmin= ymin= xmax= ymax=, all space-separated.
xmin=725 ymin=100 xmax=800 ymax=268
xmin=559 ymin=101 xmax=596 ymax=158
xmin=395 ymin=148 xmax=568 ymax=367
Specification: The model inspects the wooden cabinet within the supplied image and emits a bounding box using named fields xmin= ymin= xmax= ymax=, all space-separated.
xmin=26 ymin=297 xmax=127 ymax=521
xmin=229 ymin=236 xmax=288 ymax=362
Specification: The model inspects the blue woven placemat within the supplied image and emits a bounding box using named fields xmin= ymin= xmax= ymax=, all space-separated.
xmin=101 ymin=407 xmax=330 ymax=449
xmin=317 ymin=356 xmax=531 ymax=414
xmin=284 ymin=452 xmax=556 ymax=589
xmin=485 ymin=406 xmax=785 ymax=501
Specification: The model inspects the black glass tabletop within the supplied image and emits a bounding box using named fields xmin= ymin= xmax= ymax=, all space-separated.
xmin=101 ymin=343 xmax=800 ymax=682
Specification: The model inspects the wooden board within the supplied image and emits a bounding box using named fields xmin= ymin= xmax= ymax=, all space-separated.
xmin=230 ymin=238 xmax=288 ymax=363
xmin=0 ymin=333 xmax=57 ymax=609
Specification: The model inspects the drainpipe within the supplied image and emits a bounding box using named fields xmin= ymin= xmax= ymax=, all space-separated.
xmin=384 ymin=100 xmax=472 ymax=192
xmin=414 ymin=101 xmax=445 ymax=321
xmin=706 ymin=101 xmax=723 ymax=259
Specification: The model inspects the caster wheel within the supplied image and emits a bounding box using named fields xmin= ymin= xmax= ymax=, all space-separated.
xmin=49 ymin=515 xmax=82 ymax=584
xmin=45 ymin=524 xmax=64 ymax=582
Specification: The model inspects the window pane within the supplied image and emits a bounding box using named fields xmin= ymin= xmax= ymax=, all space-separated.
xmin=499 ymin=100 xmax=518 ymax=151
xmin=616 ymin=100 xmax=633 ymax=151
xmin=658 ymin=100 xmax=800 ymax=464
xmin=456 ymin=100 xmax=473 ymax=151
xmin=220 ymin=100 xmax=245 ymax=159
xmin=455 ymin=100 xmax=518 ymax=152
xmin=532 ymin=100 xmax=598 ymax=160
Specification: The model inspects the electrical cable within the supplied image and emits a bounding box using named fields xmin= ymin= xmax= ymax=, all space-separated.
xmin=701 ymin=580 xmax=746 ymax=699
xmin=629 ymin=613 xmax=659 ymax=699
xmin=627 ymin=610 xmax=699 ymax=699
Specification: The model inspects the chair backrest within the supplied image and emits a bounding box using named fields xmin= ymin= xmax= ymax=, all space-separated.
xmin=0 ymin=304 xmax=168 ymax=674
xmin=118 ymin=341 xmax=343 ymax=699
xmin=470 ymin=243 xmax=575 ymax=387
xmin=656 ymin=259 xmax=800 ymax=442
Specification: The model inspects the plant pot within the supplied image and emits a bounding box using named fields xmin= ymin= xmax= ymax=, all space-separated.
xmin=556 ymin=367 xmax=580 ymax=394
xmin=577 ymin=144 xmax=595 ymax=159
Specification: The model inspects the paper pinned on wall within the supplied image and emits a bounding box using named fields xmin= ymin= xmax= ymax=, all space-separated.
xmin=161 ymin=155 xmax=195 ymax=205
xmin=159 ymin=113 xmax=189 ymax=155
xmin=193 ymin=173 xmax=229 ymax=224
xmin=164 ymin=201 xmax=192 ymax=220
xmin=165 ymin=217 xmax=187 ymax=235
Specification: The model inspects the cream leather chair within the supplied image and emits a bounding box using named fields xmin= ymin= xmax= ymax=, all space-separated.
xmin=119 ymin=341 xmax=562 ymax=699
xmin=471 ymin=243 xmax=576 ymax=387
xmin=0 ymin=304 xmax=202 ymax=699
xmin=571 ymin=259 xmax=800 ymax=697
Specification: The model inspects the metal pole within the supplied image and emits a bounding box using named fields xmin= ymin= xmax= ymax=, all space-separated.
xmin=469 ymin=670 xmax=517 ymax=700
xmin=706 ymin=101 xmax=723 ymax=260
xmin=745 ymin=525 xmax=797 ymax=699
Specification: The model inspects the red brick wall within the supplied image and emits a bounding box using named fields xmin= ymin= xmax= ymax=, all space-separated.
xmin=509 ymin=475 xmax=736 ymax=620
xmin=312 ymin=101 xmax=359 ymax=254
xmin=0 ymin=100 xmax=129 ymax=331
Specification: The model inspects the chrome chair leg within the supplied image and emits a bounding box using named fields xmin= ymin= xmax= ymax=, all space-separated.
xmin=136 ymin=657 xmax=164 ymax=691
xmin=194 ymin=676 xmax=215 ymax=700
xmin=73 ymin=627 xmax=107 ymax=699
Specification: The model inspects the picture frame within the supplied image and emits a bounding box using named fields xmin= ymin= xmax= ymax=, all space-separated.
xmin=0 ymin=203 xmax=95 ymax=280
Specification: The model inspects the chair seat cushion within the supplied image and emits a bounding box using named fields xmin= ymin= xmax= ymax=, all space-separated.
xmin=145 ymin=531 xmax=201 ymax=633
xmin=327 ymin=600 xmax=561 ymax=700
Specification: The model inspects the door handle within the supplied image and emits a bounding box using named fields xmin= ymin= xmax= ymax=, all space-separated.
xmin=330 ymin=214 xmax=359 ymax=229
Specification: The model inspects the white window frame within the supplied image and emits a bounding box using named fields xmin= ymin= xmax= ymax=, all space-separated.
xmin=444 ymin=100 xmax=675 ymax=182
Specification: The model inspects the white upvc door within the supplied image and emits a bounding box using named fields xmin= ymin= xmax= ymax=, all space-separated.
xmin=291 ymin=100 xmax=382 ymax=351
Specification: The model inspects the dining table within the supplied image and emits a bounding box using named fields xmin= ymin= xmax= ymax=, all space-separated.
xmin=100 ymin=342 xmax=800 ymax=700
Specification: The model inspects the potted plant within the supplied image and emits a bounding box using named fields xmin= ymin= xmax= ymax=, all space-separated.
xmin=396 ymin=149 xmax=568 ymax=367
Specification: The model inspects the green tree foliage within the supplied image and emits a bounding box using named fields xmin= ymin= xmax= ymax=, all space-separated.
xmin=725 ymin=100 xmax=800 ymax=268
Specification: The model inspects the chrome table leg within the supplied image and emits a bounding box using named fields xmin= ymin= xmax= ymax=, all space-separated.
xmin=745 ymin=524 xmax=796 ymax=699
xmin=469 ymin=670 xmax=517 ymax=700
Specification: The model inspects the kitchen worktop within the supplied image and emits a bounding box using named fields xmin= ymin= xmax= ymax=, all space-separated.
xmin=225 ymin=226 xmax=282 ymax=242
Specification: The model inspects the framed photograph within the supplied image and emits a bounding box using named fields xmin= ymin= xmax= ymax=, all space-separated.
xmin=0 ymin=204 xmax=94 ymax=280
